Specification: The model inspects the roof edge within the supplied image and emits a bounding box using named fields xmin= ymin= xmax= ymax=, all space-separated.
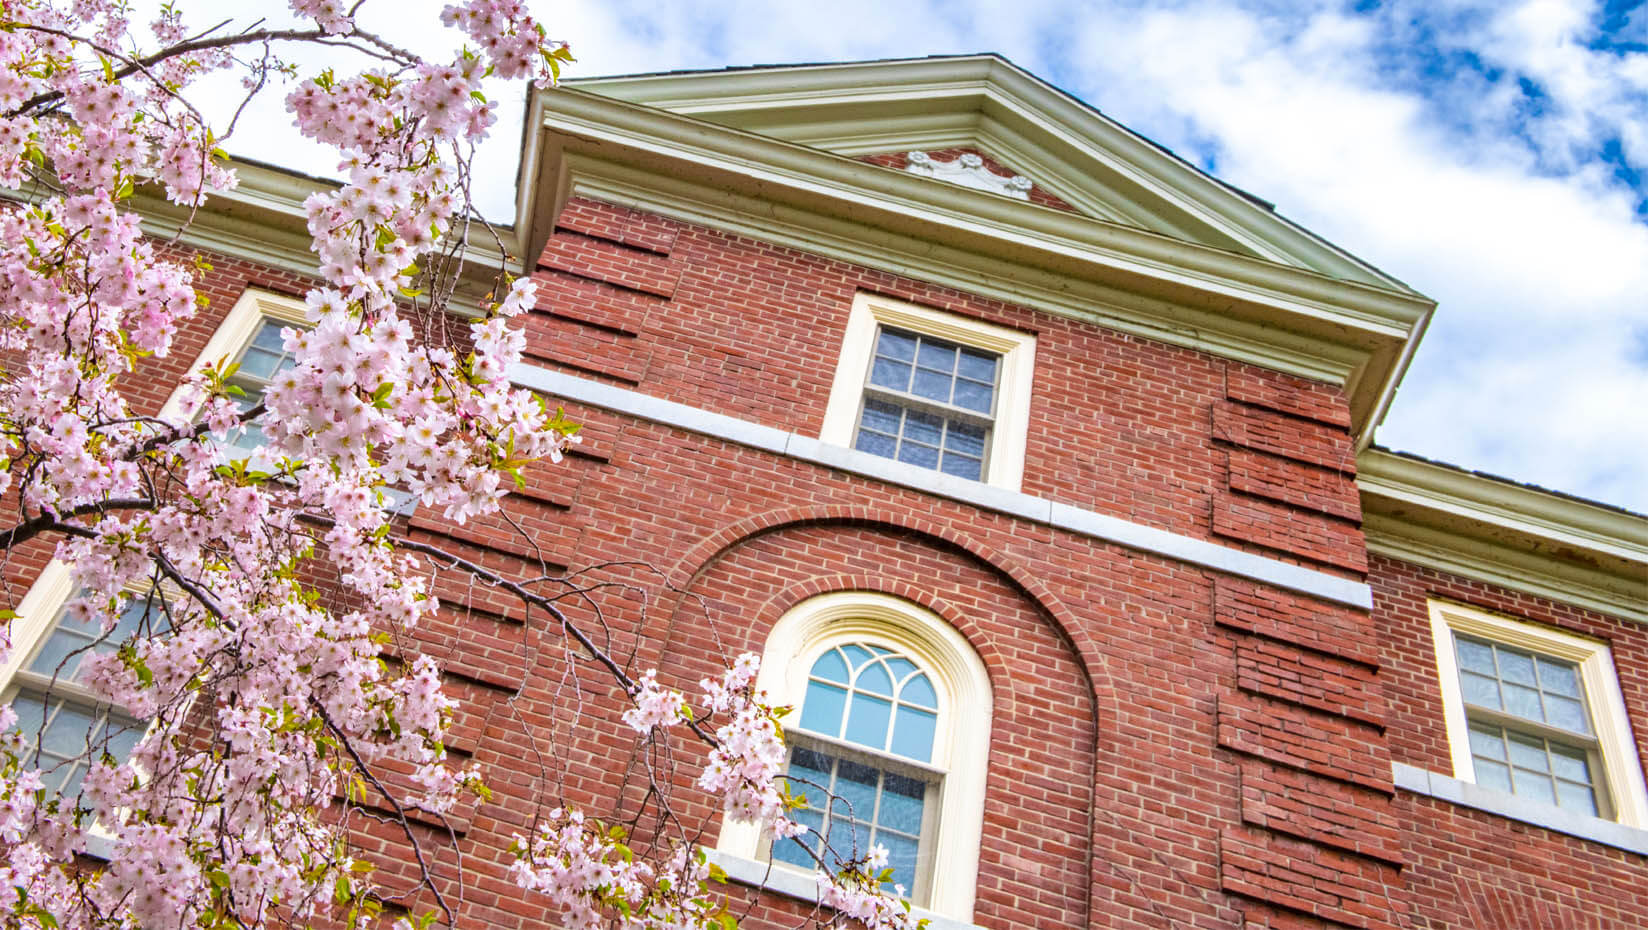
xmin=1359 ymin=448 xmax=1647 ymax=624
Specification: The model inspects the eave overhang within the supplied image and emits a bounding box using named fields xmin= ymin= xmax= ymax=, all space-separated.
xmin=1359 ymin=449 xmax=1648 ymax=624
xmin=128 ymin=159 xmax=519 ymax=304
xmin=520 ymin=80 xmax=1434 ymax=444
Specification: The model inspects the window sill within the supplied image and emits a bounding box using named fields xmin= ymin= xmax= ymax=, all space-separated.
xmin=706 ymin=851 xmax=981 ymax=930
xmin=1393 ymin=761 xmax=1648 ymax=855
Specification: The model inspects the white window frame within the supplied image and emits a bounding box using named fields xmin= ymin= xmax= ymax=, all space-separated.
xmin=1 ymin=559 xmax=164 ymax=810
xmin=819 ymin=292 xmax=1036 ymax=492
xmin=158 ymin=287 xmax=310 ymax=422
xmin=716 ymin=591 xmax=992 ymax=923
xmin=1429 ymin=599 xmax=1648 ymax=828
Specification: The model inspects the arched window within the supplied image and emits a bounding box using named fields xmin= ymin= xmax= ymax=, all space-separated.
xmin=716 ymin=591 xmax=991 ymax=923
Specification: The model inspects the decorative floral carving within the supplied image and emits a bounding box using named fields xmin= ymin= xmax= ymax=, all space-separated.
xmin=904 ymin=150 xmax=1033 ymax=200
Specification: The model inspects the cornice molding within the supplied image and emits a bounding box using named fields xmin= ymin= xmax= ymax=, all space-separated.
xmin=1359 ymin=449 xmax=1647 ymax=624
xmin=529 ymin=86 xmax=1433 ymax=438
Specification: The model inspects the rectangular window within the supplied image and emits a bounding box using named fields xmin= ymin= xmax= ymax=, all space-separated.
xmin=1429 ymin=600 xmax=1648 ymax=828
xmin=4 ymin=588 xmax=161 ymax=800
xmin=1455 ymin=636 xmax=1603 ymax=816
xmin=819 ymin=293 xmax=1035 ymax=491
xmin=854 ymin=327 xmax=999 ymax=481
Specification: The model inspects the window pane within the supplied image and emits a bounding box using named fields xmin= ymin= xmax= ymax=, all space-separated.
xmin=1504 ymin=684 xmax=1543 ymax=721
xmin=939 ymin=452 xmax=982 ymax=480
xmin=910 ymin=367 xmax=951 ymax=402
xmin=40 ymin=703 xmax=95 ymax=758
xmin=945 ymin=421 xmax=986 ymax=458
xmin=832 ymin=759 xmax=880 ymax=824
xmin=811 ymin=649 xmax=849 ymax=684
xmin=957 ymin=349 xmax=997 ymax=382
xmin=881 ymin=833 xmax=920 ymax=895
xmin=800 ymin=681 xmax=848 ymax=737
xmin=891 ymin=706 xmax=936 ymax=762
xmin=952 ymin=378 xmax=993 ymax=413
xmin=886 ymin=657 xmax=918 ymax=682
xmin=870 ymin=357 xmax=913 ymax=391
xmin=860 ymin=399 xmax=903 ymax=435
xmin=1549 ymin=745 xmax=1591 ymax=784
xmin=876 ymin=329 xmax=917 ymax=362
xmin=879 ymin=774 xmax=926 ymax=835
xmin=1555 ymin=779 xmax=1600 ymax=817
xmin=841 ymin=645 xmax=874 ymax=668
xmin=1460 ymin=671 xmax=1501 ymax=709
xmin=1475 ymin=758 xmax=1512 ymax=792
xmin=1545 ymin=695 xmax=1589 ymax=734
xmin=844 ymin=693 xmax=892 ymax=749
xmin=1456 ymin=638 xmax=1496 ymax=674
xmin=1537 ymin=659 xmax=1582 ymax=699
xmin=1497 ymin=649 xmax=1537 ymax=687
xmin=897 ymin=442 xmax=939 ymax=470
xmin=1506 ymin=733 xmax=1549 ymax=773
xmin=1468 ymin=724 xmax=1506 ymax=761
xmin=1510 ymin=767 xmax=1556 ymax=805
xmin=915 ymin=341 xmax=955 ymax=374
xmin=900 ymin=673 xmax=937 ymax=710
xmin=854 ymin=428 xmax=897 ymax=459
xmin=903 ymin=410 xmax=943 ymax=447
xmin=855 ymin=660 xmax=893 ymax=697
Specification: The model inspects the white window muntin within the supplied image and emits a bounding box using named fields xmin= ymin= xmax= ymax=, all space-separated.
xmin=1429 ymin=600 xmax=1648 ymax=828
xmin=820 ymin=293 xmax=1035 ymax=492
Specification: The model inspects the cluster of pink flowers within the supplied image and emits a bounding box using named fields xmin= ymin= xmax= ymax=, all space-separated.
xmin=696 ymin=654 xmax=807 ymax=839
xmin=508 ymin=810 xmax=735 ymax=930
xmin=0 ymin=1 xmax=924 ymax=928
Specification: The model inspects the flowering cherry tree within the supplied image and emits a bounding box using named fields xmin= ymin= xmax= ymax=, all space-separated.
xmin=0 ymin=1 xmax=919 ymax=928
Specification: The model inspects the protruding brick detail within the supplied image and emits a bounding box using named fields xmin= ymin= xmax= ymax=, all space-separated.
xmin=1217 ymin=691 xmax=1393 ymax=793
xmin=1227 ymin=368 xmax=1353 ymax=429
xmin=1238 ymin=761 xmax=1404 ymax=866
xmin=555 ymin=197 xmax=681 ymax=255
xmin=406 ymin=512 xmax=574 ymax=572
xmin=1220 ymin=827 xmax=1406 ymax=930
xmin=537 ymin=229 xmax=680 ymax=298
xmin=1212 ymin=401 xmax=1357 ymax=474
xmin=530 ymin=273 xmax=655 ymax=335
xmin=521 ymin=307 xmax=648 ymax=384
xmin=1226 ymin=449 xmax=1361 ymax=522
xmin=1213 ymin=492 xmax=1368 ymax=574
xmin=1235 ymin=637 xmax=1384 ymax=728
xmin=1215 ymin=578 xmax=1379 ymax=667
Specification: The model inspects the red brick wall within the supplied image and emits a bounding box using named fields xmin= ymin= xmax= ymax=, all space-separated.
xmin=1369 ymin=554 xmax=1648 ymax=929
xmin=25 ymin=192 xmax=1641 ymax=930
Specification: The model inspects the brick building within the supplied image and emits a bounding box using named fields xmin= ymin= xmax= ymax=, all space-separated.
xmin=4 ymin=54 xmax=1645 ymax=929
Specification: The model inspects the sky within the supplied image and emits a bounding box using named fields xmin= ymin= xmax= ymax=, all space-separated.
xmin=193 ymin=0 xmax=1648 ymax=513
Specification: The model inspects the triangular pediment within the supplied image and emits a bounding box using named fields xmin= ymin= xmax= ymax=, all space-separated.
xmin=569 ymin=55 xmax=1409 ymax=290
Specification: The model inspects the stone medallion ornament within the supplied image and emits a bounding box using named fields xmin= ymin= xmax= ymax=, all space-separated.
xmin=904 ymin=151 xmax=1034 ymax=200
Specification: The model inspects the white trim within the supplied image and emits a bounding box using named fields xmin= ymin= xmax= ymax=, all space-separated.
xmin=716 ymin=592 xmax=991 ymax=922
xmin=507 ymin=362 xmax=1375 ymax=610
xmin=818 ymin=292 xmax=1036 ymax=492
xmin=0 ymin=560 xmax=77 ymax=686
xmin=157 ymin=288 xmax=311 ymax=421
xmin=1393 ymin=762 xmax=1648 ymax=856
xmin=708 ymin=850 xmax=982 ymax=930
xmin=1427 ymin=600 xmax=1648 ymax=828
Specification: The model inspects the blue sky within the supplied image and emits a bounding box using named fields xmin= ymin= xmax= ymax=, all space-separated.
xmin=207 ymin=0 xmax=1648 ymax=512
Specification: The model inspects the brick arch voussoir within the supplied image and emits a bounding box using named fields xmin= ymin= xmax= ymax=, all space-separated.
xmin=663 ymin=504 xmax=1116 ymax=730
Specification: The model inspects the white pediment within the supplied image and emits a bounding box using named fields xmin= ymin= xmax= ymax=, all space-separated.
xmin=571 ymin=55 xmax=1410 ymax=290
